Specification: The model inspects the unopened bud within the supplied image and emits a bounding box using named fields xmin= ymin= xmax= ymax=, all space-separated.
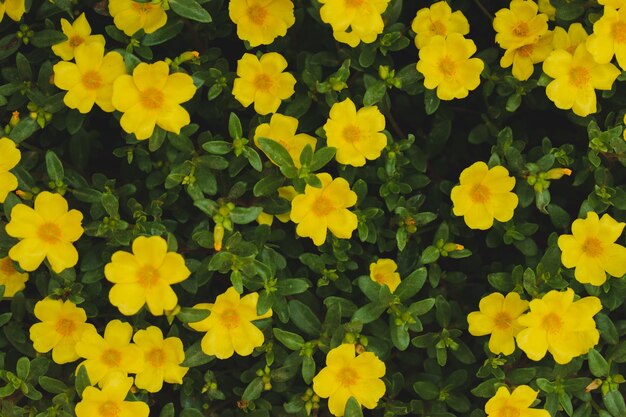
xmin=443 ymin=242 xmax=464 ymax=252
xmin=545 ymin=168 xmax=572 ymax=180
xmin=213 ymin=224 xmax=224 ymax=251
xmin=585 ymin=379 xmax=602 ymax=392
xmin=9 ymin=111 xmax=19 ymax=127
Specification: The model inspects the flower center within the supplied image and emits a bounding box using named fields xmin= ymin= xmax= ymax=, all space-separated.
xmin=500 ymin=406 xmax=521 ymax=417
xmin=220 ymin=308 xmax=240 ymax=329
xmin=247 ymin=4 xmax=268 ymax=25
xmin=101 ymin=348 xmax=122 ymax=367
xmin=69 ymin=35 xmax=84 ymax=47
xmin=38 ymin=223 xmax=62 ymax=243
xmin=493 ymin=312 xmax=512 ymax=330
xmin=312 ymin=196 xmax=334 ymax=216
xmin=140 ymin=88 xmax=164 ymax=110
xmin=345 ymin=0 xmax=364 ymax=7
xmin=373 ymin=273 xmax=387 ymax=284
xmin=0 ymin=258 xmax=16 ymax=276
xmin=569 ymin=67 xmax=590 ymax=88
xmin=338 ymin=367 xmax=359 ymax=387
xmin=542 ymin=312 xmax=563 ymax=334
xmin=613 ymin=21 xmax=626 ymax=43
xmin=438 ymin=57 xmax=456 ymax=77
xmin=253 ymin=74 xmax=274 ymax=92
xmin=137 ymin=266 xmax=160 ymax=288
xmin=99 ymin=401 xmax=121 ymax=417
xmin=147 ymin=348 xmax=165 ymax=367
xmin=430 ymin=20 xmax=446 ymax=36
xmin=55 ymin=318 xmax=76 ymax=337
xmin=512 ymin=22 xmax=530 ymax=38
xmin=582 ymin=237 xmax=603 ymax=257
xmin=131 ymin=1 xmax=153 ymax=14
xmin=469 ymin=184 xmax=491 ymax=203
xmin=82 ymin=70 xmax=102 ymax=90
xmin=517 ymin=44 xmax=534 ymax=58
xmin=342 ymin=125 xmax=361 ymax=143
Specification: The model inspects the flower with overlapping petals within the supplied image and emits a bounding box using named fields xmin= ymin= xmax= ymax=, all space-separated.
xmin=493 ymin=0 xmax=548 ymax=50
xmin=516 ymin=288 xmax=601 ymax=364
xmin=416 ymin=34 xmax=484 ymax=100
xmin=500 ymin=31 xmax=552 ymax=81
xmin=290 ymin=173 xmax=358 ymax=246
xmin=53 ymin=43 xmax=126 ymax=113
xmin=188 ymin=287 xmax=272 ymax=359
xmin=0 ymin=257 xmax=28 ymax=297
xmin=587 ymin=7 xmax=626 ymax=70
xmin=450 ymin=162 xmax=518 ymax=230
xmin=75 ymin=320 xmax=143 ymax=387
xmin=75 ymin=375 xmax=149 ymax=417
xmin=232 ymin=52 xmax=296 ymax=115
xmin=467 ymin=292 xmax=529 ymax=355
xmin=6 ymin=192 xmax=84 ymax=273
xmin=133 ymin=326 xmax=188 ymax=392
xmin=0 ymin=0 xmax=25 ymax=23
xmin=51 ymin=13 xmax=105 ymax=61
xmin=29 ymin=298 xmax=94 ymax=364
xmin=254 ymin=113 xmax=316 ymax=168
xmin=108 ymin=0 xmax=167 ymax=36
xmin=112 ymin=61 xmax=196 ymax=140
xmin=318 ymin=0 xmax=389 ymax=47
xmin=312 ymin=344 xmax=386 ymax=416
xmin=557 ymin=212 xmax=626 ymax=286
xmin=104 ymin=235 xmax=191 ymax=316
xmin=0 ymin=137 xmax=20 ymax=203
xmin=485 ymin=386 xmax=550 ymax=417
xmin=552 ymin=23 xmax=588 ymax=53
xmin=369 ymin=259 xmax=401 ymax=293
xmin=229 ymin=0 xmax=295 ymax=47
xmin=323 ymin=98 xmax=386 ymax=167
xmin=411 ymin=1 xmax=469 ymax=49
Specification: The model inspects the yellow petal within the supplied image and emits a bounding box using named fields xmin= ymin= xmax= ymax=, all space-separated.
xmin=46 ymin=241 xmax=79 ymax=273
xmin=109 ymin=283 xmax=147 ymax=315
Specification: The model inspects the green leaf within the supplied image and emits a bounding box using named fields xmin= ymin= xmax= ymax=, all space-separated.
xmin=352 ymin=302 xmax=388 ymax=324
xmin=344 ymin=397 xmax=363 ymax=417
xmin=308 ymin=147 xmax=336 ymax=171
xmin=16 ymin=357 xmax=29 ymax=379
xmin=169 ymin=0 xmax=212 ymax=22
xmin=202 ymin=141 xmax=232 ymax=155
xmin=413 ymin=381 xmax=439 ymax=400
xmin=9 ymin=118 xmax=39 ymax=143
xmin=180 ymin=409 xmax=204 ymax=417
xmin=394 ymin=267 xmax=427 ymax=301
xmin=149 ymin=126 xmax=167 ymax=151
xmin=242 ymin=377 xmax=264 ymax=401
xmin=276 ymin=279 xmax=310 ymax=295
xmin=228 ymin=112 xmax=243 ymax=139
xmin=604 ymin=390 xmax=626 ymax=417
xmin=159 ymin=403 xmax=175 ymax=417
xmin=424 ymin=88 xmax=440 ymax=115
xmin=177 ymin=307 xmax=210 ymax=323
xmin=142 ymin=20 xmax=184 ymax=46
xmin=31 ymin=30 xmax=67 ymax=48
xmin=45 ymin=150 xmax=64 ymax=182
xmin=588 ymin=349 xmax=609 ymax=377
xmin=272 ymin=328 xmax=304 ymax=350
xmin=363 ymin=81 xmax=387 ymax=106
xmin=253 ymin=174 xmax=284 ymax=197
xmin=257 ymin=137 xmax=295 ymax=168
xmin=0 ymin=34 xmax=20 ymax=61
xmin=230 ymin=206 xmax=262 ymax=224
xmin=302 ymin=356 xmax=315 ymax=384
xmin=38 ymin=376 xmax=67 ymax=394
xmin=420 ymin=246 xmax=440 ymax=264
xmin=182 ymin=341 xmax=213 ymax=367
xmin=75 ymin=365 xmax=91 ymax=397
xmin=288 ymin=300 xmax=321 ymax=336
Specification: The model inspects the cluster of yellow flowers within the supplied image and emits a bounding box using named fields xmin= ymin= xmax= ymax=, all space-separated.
xmin=494 ymin=0 xmax=622 ymax=117
xmin=413 ymin=1 xmax=484 ymax=100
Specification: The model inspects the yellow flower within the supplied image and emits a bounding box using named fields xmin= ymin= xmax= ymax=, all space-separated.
xmin=557 ymin=212 xmax=626 ymax=286
xmin=0 ymin=256 xmax=28 ymax=297
xmin=411 ymin=1 xmax=469 ymax=49
xmin=485 ymin=386 xmax=550 ymax=417
xmin=543 ymin=44 xmax=619 ymax=117
xmin=53 ymin=43 xmax=126 ymax=113
xmin=29 ymin=298 xmax=95 ymax=364
xmin=493 ymin=0 xmax=549 ymax=50
xmin=587 ymin=7 xmax=626 ymax=69
xmin=538 ymin=0 xmax=556 ymax=20
xmin=132 ymin=326 xmax=188 ymax=392
xmin=276 ymin=185 xmax=297 ymax=223
xmin=369 ymin=259 xmax=401 ymax=293
xmin=254 ymin=113 xmax=316 ymax=168
xmin=319 ymin=0 xmax=389 ymax=47
xmin=188 ymin=287 xmax=272 ymax=359
xmin=0 ymin=0 xmax=25 ymax=23
xmin=500 ymin=31 xmax=552 ymax=81
xmin=467 ymin=292 xmax=529 ymax=355
xmin=232 ymin=52 xmax=296 ymax=115
xmin=112 ymin=61 xmax=196 ymax=140
xmin=516 ymin=288 xmax=601 ymax=364
xmin=229 ymin=0 xmax=295 ymax=47
xmin=290 ymin=173 xmax=358 ymax=246
xmin=0 ymin=137 xmax=20 ymax=203
xmin=323 ymin=98 xmax=386 ymax=167
xmin=256 ymin=211 xmax=274 ymax=225
xmin=6 ymin=191 xmax=84 ymax=273
xmin=104 ymin=235 xmax=190 ymax=316
xmin=108 ymin=0 xmax=167 ymax=36
xmin=312 ymin=344 xmax=386 ymax=417
xmin=598 ymin=0 xmax=626 ymax=7
xmin=552 ymin=23 xmax=588 ymax=53
xmin=450 ymin=162 xmax=518 ymax=230
xmin=75 ymin=320 xmax=144 ymax=387
xmin=75 ymin=375 xmax=149 ymax=417
xmin=51 ymin=13 xmax=105 ymax=61
xmin=416 ymin=34 xmax=484 ymax=101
